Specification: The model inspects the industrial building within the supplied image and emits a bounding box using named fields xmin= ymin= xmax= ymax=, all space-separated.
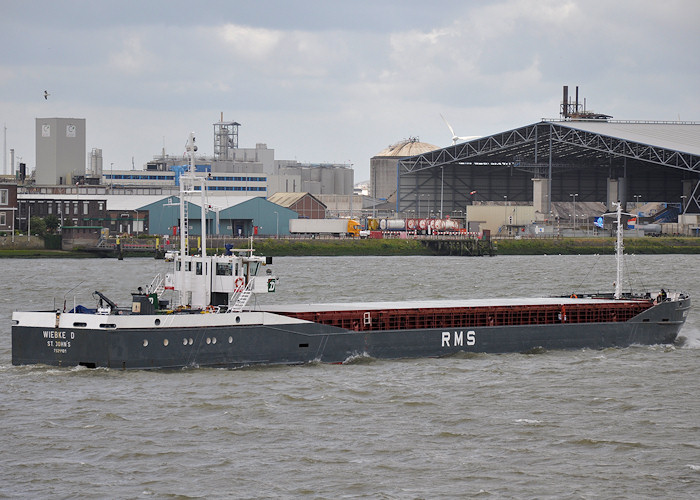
xmin=35 ymin=118 xmax=86 ymax=185
xmin=140 ymin=195 xmax=296 ymax=238
xmin=384 ymin=88 xmax=700 ymax=235
xmin=90 ymin=115 xmax=353 ymax=200
xmin=269 ymin=161 xmax=354 ymax=197
xmin=370 ymin=137 xmax=438 ymax=202
xmin=0 ymin=183 xmax=17 ymax=233
xmin=267 ymin=192 xmax=326 ymax=219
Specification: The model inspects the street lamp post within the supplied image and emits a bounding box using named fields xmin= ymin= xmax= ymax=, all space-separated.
xmin=570 ymin=193 xmax=578 ymax=233
xmin=466 ymin=190 xmax=476 ymax=233
xmin=634 ymin=194 xmax=641 ymax=209
xmin=440 ymin=167 xmax=444 ymax=219
xmin=503 ymin=195 xmax=508 ymax=232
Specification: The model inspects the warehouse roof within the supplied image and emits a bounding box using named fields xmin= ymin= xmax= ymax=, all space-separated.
xmin=556 ymin=121 xmax=700 ymax=156
xmin=267 ymin=192 xmax=325 ymax=208
xmin=397 ymin=120 xmax=700 ymax=173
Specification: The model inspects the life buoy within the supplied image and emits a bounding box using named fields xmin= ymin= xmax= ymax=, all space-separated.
xmin=570 ymin=294 xmax=577 ymax=299
xmin=234 ymin=277 xmax=245 ymax=289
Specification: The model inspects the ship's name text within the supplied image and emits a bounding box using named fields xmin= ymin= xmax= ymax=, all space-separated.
xmin=43 ymin=330 xmax=74 ymax=353
xmin=441 ymin=330 xmax=476 ymax=347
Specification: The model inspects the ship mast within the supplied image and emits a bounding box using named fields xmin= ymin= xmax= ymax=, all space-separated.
xmin=614 ymin=201 xmax=624 ymax=300
xmin=180 ymin=134 xmax=196 ymax=258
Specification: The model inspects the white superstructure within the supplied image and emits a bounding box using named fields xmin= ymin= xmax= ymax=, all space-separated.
xmin=162 ymin=133 xmax=275 ymax=311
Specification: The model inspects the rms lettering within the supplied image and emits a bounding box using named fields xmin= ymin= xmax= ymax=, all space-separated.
xmin=441 ymin=330 xmax=476 ymax=347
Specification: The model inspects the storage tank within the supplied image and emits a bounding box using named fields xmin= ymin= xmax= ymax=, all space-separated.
xmin=444 ymin=219 xmax=460 ymax=230
xmin=432 ymin=219 xmax=445 ymax=230
xmin=343 ymin=167 xmax=353 ymax=195
xmin=321 ymin=167 xmax=335 ymax=194
xmin=88 ymin=148 xmax=103 ymax=178
xmin=333 ymin=167 xmax=345 ymax=195
xmin=379 ymin=219 xmax=406 ymax=230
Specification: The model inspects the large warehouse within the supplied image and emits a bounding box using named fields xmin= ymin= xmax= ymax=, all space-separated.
xmin=394 ymin=120 xmax=700 ymax=221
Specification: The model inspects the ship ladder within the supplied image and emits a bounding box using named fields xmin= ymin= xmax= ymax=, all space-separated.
xmin=148 ymin=274 xmax=165 ymax=299
xmin=228 ymin=281 xmax=254 ymax=313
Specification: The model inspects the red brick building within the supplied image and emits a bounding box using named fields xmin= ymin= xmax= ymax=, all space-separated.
xmin=267 ymin=192 xmax=327 ymax=219
xmin=0 ymin=183 xmax=18 ymax=233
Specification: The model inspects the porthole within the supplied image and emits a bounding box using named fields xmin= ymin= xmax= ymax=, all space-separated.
xmin=163 ymin=339 xmax=169 ymax=346
xmin=236 ymin=316 xmax=241 ymax=323
xmin=206 ymin=337 xmax=211 ymax=344
xmin=143 ymin=339 xmax=149 ymax=347
xmin=228 ymin=336 xmax=233 ymax=344
xmin=188 ymin=338 xmax=194 ymax=345
xmin=212 ymin=337 xmax=217 ymax=344
xmin=183 ymin=338 xmax=188 ymax=345
xmin=155 ymin=319 xmax=161 ymax=326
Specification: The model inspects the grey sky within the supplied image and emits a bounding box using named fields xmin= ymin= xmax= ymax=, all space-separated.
xmin=1 ymin=0 xmax=698 ymax=181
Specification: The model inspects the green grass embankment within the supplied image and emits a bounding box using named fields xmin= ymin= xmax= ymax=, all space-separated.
xmin=495 ymin=237 xmax=700 ymax=255
xmin=2 ymin=236 xmax=700 ymax=258
xmin=249 ymin=238 xmax=434 ymax=256
xmin=0 ymin=249 xmax=98 ymax=258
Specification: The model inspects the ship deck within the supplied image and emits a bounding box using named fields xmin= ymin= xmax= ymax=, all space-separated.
xmin=258 ymin=296 xmax=636 ymax=313
xmin=258 ymin=297 xmax=655 ymax=332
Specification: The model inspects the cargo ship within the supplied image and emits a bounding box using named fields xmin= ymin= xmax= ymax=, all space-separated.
xmin=11 ymin=134 xmax=691 ymax=370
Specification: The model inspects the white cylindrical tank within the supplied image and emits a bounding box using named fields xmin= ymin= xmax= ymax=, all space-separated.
xmin=379 ymin=219 xmax=404 ymax=230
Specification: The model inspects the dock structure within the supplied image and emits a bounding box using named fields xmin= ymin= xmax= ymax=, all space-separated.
xmin=84 ymin=235 xmax=496 ymax=257
xmin=420 ymin=238 xmax=495 ymax=256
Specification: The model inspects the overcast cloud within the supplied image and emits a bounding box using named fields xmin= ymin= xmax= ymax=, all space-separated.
xmin=1 ymin=0 xmax=698 ymax=181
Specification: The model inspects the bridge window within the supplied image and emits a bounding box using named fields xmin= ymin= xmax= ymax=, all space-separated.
xmin=216 ymin=263 xmax=232 ymax=276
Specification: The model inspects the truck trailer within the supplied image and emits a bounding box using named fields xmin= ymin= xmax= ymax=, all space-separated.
xmin=289 ymin=219 xmax=361 ymax=237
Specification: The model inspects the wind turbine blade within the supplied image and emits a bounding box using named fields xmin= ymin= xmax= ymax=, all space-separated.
xmin=440 ymin=114 xmax=456 ymax=138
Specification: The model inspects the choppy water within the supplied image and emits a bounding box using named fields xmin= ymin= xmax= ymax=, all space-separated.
xmin=1 ymin=254 xmax=699 ymax=499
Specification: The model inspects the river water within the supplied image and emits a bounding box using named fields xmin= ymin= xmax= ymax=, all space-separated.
xmin=1 ymin=254 xmax=699 ymax=499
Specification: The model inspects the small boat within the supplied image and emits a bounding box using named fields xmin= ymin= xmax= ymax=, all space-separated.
xmin=11 ymin=134 xmax=691 ymax=370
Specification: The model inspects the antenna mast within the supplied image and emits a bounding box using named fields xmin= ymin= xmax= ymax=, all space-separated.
xmin=614 ymin=202 xmax=624 ymax=299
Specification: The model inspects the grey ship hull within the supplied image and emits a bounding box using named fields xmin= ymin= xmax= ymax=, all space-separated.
xmin=11 ymin=297 xmax=690 ymax=370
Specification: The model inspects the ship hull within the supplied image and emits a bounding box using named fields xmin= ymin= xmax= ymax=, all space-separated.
xmin=12 ymin=298 xmax=690 ymax=370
